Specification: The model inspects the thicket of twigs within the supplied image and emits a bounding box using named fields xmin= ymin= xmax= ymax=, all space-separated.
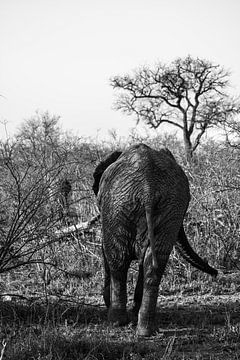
xmin=0 ymin=114 xmax=239 ymax=299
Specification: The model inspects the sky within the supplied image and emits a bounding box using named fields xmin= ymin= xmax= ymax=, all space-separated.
xmin=1 ymin=0 xmax=240 ymax=141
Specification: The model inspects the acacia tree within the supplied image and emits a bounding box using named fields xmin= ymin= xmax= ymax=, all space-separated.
xmin=111 ymin=55 xmax=240 ymax=161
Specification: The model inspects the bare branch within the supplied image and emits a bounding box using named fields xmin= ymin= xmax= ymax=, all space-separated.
xmin=111 ymin=55 xmax=239 ymax=159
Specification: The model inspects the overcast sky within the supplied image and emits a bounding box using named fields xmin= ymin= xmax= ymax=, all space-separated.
xmin=1 ymin=0 xmax=240 ymax=140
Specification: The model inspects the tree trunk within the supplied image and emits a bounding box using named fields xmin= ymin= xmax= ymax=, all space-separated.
xmin=183 ymin=131 xmax=193 ymax=163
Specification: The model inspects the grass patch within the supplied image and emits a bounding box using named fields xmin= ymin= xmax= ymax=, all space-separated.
xmin=1 ymin=272 xmax=240 ymax=359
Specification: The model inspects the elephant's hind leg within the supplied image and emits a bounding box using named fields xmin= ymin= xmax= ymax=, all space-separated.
xmin=137 ymin=238 xmax=174 ymax=337
xmin=108 ymin=268 xmax=129 ymax=326
xmin=102 ymin=223 xmax=133 ymax=326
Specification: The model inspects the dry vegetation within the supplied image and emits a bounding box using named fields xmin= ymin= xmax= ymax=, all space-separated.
xmin=0 ymin=114 xmax=240 ymax=359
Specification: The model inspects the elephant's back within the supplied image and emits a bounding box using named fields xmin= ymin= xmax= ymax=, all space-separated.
xmin=98 ymin=143 xmax=190 ymax=211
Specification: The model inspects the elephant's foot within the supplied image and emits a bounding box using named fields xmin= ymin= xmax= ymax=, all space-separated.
xmin=108 ymin=307 xmax=129 ymax=326
xmin=136 ymin=326 xmax=153 ymax=337
xmin=136 ymin=321 xmax=155 ymax=337
xmin=136 ymin=312 xmax=156 ymax=337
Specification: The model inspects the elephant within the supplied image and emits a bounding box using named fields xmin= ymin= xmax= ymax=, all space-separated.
xmin=93 ymin=143 xmax=218 ymax=337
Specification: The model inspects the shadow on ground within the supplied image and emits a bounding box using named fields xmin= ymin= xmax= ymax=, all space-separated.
xmin=1 ymin=293 xmax=240 ymax=328
xmin=1 ymin=294 xmax=240 ymax=359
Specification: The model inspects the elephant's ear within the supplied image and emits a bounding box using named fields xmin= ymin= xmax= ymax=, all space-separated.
xmin=162 ymin=147 xmax=176 ymax=161
xmin=92 ymin=151 xmax=122 ymax=195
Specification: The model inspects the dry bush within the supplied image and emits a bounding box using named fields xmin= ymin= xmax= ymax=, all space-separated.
xmin=0 ymin=114 xmax=101 ymax=290
xmin=186 ymin=142 xmax=240 ymax=271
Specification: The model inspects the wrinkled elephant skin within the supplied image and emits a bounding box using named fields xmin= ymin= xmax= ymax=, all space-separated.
xmin=93 ymin=143 xmax=217 ymax=336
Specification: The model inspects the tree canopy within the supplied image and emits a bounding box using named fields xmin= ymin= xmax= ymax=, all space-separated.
xmin=111 ymin=55 xmax=240 ymax=160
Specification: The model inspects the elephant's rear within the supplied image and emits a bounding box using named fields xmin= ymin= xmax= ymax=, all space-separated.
xmin=97 ymin=144 xmax=190 ymax=268
xmin=130 ymin=145 xmax=190 ymax=260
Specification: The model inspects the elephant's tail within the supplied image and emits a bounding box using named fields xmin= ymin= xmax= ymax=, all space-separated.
xmin=176 ymin=226 xmax=218 ymax=277
xmin=145 ymin=207 xmax=158 ymax=269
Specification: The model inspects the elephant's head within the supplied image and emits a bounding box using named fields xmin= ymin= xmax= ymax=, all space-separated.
xmin=92 ymin=150 xmax=122 ymax=196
